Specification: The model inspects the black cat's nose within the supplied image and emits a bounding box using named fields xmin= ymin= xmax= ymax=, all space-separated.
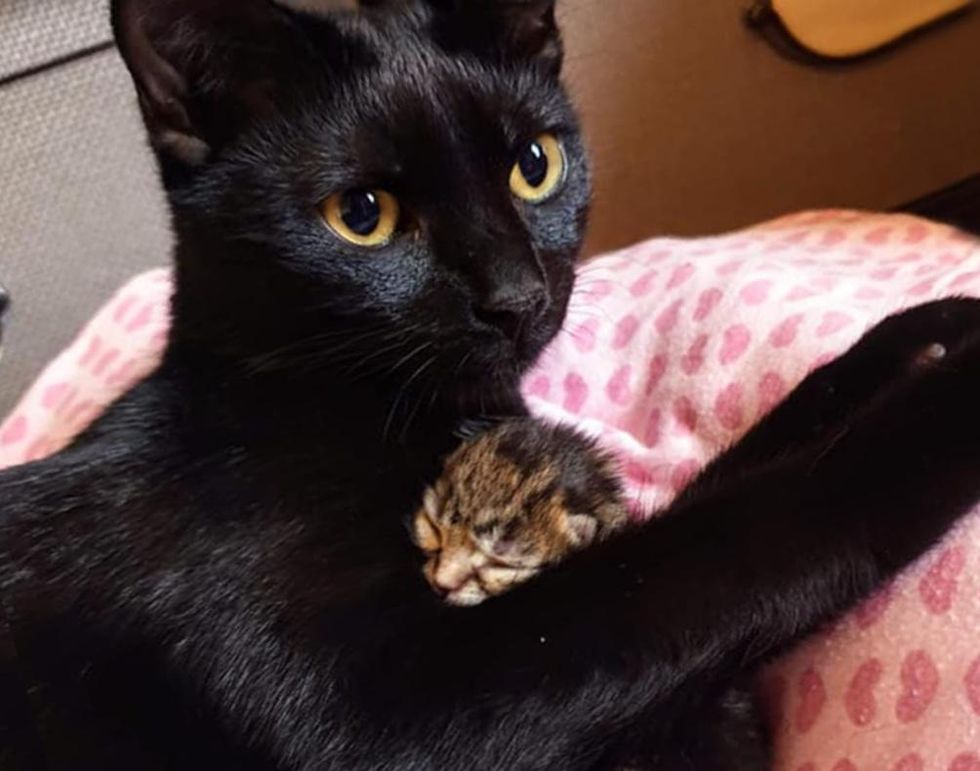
xmin=0 ymin=284 xmax=9 ymax=322
xmin=475 ymin=284 xmax=549 ymax=342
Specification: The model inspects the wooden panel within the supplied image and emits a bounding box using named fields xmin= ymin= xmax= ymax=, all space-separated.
xmin=557 ymin=1 xmax=980 ymax=253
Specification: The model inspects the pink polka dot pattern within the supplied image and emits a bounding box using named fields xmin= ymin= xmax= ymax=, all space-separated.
xmin=666 ymin=262 xmax=695 ymax=289
xmin=672 ymin=397 xmax=698 ymax=432
xmin=845 ymin=658 xmax=883 ymax=727
xmin=6 ymin=212 xmax=980 ymax=770
xmin=0 ymin=414 xmax=28 ymax=446
xmin=655 ymin=299 xmax=684 ymax=335
xmin=643 ymin=409 xmax=662 ymax=447
xmin=605 ymin=366 xmax=633 ymax=407
xmin=0 ymin=269 xmax=171 ymax=470
xmin=645 ymin=354 xmax=668 ymax=396
xmin=951 ymin=754 xmax=980 ymax=771
xmin=526 ymin=375 xmax=550 ymax=399
xmin=894 ymin=754 xmax=924 ymax=771
xmin=562 ymin=373 xmax=589 ymax=414
xmin=714 ymin=383 xmax=744 ymax=431
xmin=816 ymin=311 xmax=853 ymax=338
xmin=896 ymin=650 xmax=940 ymax=724
xmin=794 ymin=667 xmax=826 ymax=734
xmin=629 ymin=270 xmax=658 ymax=297
xmin=964 ymin=656 xmax=980 ymax=715
xmin=613 ymin=314 xmax=641 ymax=349
xmin=681 ymin=334 xmax=708 ymax=375
xmin=669 ymin=459 xmax=699 ymax=491
xmin=757 ymin=372 xmax=788 ymax=416
xmin=720 ymin=324 xmax=752 ymax=365
xmin=770 ymin=314 xmax=805 ymax=348
xmin=918 ymin=545 xmax=966 ymax=615
xmin=694 ymin=288 xmax=723 ymax=321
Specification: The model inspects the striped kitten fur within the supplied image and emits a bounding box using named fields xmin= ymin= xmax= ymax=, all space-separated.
xmin=413 ymin=420 xmax=628 ymax=605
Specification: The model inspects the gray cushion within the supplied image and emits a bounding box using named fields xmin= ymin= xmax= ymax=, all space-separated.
xmin=0 ymin=0 xmax=109 ymax=81
xmin=0 ymin=49 xmax=170 ymax=416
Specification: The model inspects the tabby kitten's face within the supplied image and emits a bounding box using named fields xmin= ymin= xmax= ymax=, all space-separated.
xmin=114 ymin=0 xmax=590 ymax=411
xmin=412 ymin=421 xmax=627 ymax=606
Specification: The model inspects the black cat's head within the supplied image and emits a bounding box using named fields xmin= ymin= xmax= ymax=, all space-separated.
xmin=112 ymin=0 xmax=589 ymax=411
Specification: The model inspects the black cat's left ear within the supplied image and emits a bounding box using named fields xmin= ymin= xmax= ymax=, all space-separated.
xmin=431 ymin=0 xmax=563 ymax=74
xmin=495 ymin=0 xmax=562 ymax=68
xmin=111 ymin=0 xmax=326 ymax=171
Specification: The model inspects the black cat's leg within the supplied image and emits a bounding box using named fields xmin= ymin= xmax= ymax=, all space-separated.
xmin=369 ymin=331 xmax=980 ymax=769
xmin=598 ymin=683 xmax=769 ymax=771
xmin=660 ymin=686 xmax=769 ymax=771
xmin=679 ymin=297 xmax=980 ymax=502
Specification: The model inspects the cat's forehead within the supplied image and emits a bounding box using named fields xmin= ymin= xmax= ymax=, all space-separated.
xmin=289 ymin=15 xmax=573 ymax=168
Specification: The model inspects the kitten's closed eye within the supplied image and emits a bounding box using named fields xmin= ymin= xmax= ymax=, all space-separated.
xmin=411 ymin=420 xmax=628 ymax=606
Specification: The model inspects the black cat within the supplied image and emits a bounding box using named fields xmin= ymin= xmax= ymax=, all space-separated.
xmin=2 ymin=1 xmax=980 ymax=769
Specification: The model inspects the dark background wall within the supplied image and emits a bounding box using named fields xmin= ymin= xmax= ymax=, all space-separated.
xmin=559 ymin=1 xmax=980 ymax=254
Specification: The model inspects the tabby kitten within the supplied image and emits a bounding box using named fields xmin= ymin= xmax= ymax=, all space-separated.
xmin=412 ymin=420 xmax=627 ymax=605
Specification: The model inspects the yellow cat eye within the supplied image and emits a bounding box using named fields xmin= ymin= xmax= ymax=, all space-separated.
xmin=509 ymin=133 xmax=566 ymax=203
xmin=321 ymin=188 xmax=400 ymax=247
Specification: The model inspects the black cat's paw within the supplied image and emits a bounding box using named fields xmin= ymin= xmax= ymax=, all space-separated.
xmin=704 ymin=298 xmax=980 ymax=483
xmin=800 ymin=298 xmax=980 ymax=414
xmin=852 ymin=297 xmax=980 ymax=375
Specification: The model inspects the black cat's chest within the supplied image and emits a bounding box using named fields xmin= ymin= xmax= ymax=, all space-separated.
xmin=1 ymin=426 xmax=437 ymax=771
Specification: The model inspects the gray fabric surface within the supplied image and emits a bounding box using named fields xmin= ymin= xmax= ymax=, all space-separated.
xmin=0 ymin=0 xmax=109 ymax=80
xmin=0 ymin=48 xmax=171 ymax=417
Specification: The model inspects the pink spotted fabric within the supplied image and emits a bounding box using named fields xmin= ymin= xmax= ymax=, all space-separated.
xmin=2 ymin=211 xmax=980 ymax=768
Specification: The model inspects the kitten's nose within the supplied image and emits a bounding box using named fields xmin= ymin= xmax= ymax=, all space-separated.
xmin=475 ymin=283 xmax=549 ymax=342
xmin=432 ymin=572 xmax=466 ymax=595
xmin=431 ymin=559 xmax=471 ymax=594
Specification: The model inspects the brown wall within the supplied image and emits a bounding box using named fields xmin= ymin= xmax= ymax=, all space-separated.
xmin=559 ymin=1 xmax=980 ymax=255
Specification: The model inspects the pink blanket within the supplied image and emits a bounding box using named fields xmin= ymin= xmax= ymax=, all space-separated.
xmin=2 ymin=211 xmax=979 ymax=768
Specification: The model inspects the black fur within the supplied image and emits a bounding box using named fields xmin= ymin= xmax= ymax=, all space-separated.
xmin=0 ymin=282 xmax=9 ymax=358
xmin=2 ymin=2 xmax=980 ymax=769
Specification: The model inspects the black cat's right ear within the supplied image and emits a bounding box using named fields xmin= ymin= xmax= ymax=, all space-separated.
xmin=111 ymin=0 xmax=317 ymax=169
xmin=429 ymin=0 xmax=563 ymax=75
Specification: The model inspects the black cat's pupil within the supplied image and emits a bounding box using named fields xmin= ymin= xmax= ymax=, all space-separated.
xmin=519 ymin=141 xmax=548 ymax=188
xmin=341 ymin=190 xmax=381 ymax=236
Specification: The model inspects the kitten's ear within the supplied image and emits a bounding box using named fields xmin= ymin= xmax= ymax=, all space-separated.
xmin=111 ymin=0 xmax=317 ymax=168
xmin=564 ymin=514 xmax=597 ymax=548
xmin=431 ymin=0 xmax=563 ymax=74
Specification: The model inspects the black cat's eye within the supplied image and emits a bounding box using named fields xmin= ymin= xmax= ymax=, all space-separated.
xmin=320 ymin=189 xmax=400 ymax=247
xmin=510 ymin=133 xmax=566 ymax=203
